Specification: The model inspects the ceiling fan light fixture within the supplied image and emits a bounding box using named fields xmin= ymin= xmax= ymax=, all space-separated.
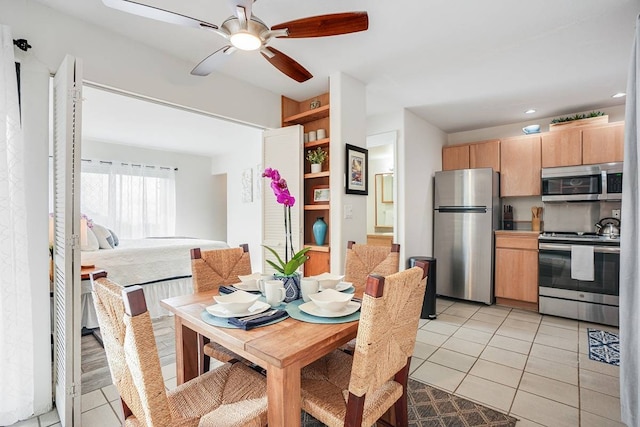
xmin=230 ymin=31 xmax=261 ymax=50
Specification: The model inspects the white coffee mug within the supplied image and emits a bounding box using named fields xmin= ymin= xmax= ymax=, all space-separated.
xmin=256 ymin=274 xmax=273 ymax=296
xmin=308 ymin=130 xmax=317 ymax=142
xmin=300 ymin=278 xmax=319 ymax=302
xmin=264 ymin=280 xmax=286 ymax=307
xmin=316 ymin=129 xmax=326 ymax=139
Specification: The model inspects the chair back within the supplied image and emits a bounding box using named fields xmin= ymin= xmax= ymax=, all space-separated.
xmin=344 ymin=241 xmax=400 ymax=290
xmin=191 ymin=244 xmax=252 ymax=293
xmin=348 ymin=262 xmax=428 ymax=398
xmin=91 ymin=272 xmax=172 ymax=426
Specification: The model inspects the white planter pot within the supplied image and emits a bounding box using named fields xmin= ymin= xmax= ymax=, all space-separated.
xmin=310 ymin=163 xmax=322 ymax=173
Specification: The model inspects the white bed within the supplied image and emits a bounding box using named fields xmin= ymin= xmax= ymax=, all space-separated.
xmin=81 ymin=238 xmax=229 ymax=328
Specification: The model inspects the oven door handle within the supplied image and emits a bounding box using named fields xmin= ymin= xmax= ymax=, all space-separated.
xmin=538 ymin=243 xmax=620 ymax=254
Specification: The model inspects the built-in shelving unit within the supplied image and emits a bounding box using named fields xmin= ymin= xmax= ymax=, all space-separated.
xmin=281 ymin=92 xmax=331 ymax=275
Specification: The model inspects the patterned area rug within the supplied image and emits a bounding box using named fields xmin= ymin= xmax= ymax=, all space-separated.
xmin=588 ymin=328 xmax=620 ymax=366
xmin=301 ymin=378 xmax=517 ymax=426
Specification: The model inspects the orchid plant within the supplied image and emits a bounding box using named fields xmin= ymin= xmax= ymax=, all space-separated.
xmin=262 ymin=167 xmax=310 ymax=275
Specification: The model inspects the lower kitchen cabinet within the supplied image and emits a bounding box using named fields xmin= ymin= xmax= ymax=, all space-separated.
xmin=494 ymin=232 xmax=539 ymax=311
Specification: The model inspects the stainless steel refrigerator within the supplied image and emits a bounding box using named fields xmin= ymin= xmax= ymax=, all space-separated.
xmin=433 ymin=168 xmax=499 ymax=304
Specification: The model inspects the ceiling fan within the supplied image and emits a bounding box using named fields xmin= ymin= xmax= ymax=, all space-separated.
xmin=102 ymin=0 xmax=369 ymax=82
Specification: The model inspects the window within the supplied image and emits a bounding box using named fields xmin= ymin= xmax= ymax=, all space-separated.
xmin=81 ymin=160 xmax=176 ymax=238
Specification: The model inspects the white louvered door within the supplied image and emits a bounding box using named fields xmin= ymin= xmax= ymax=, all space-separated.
xmin=262 ymin=126 xmax=303 ymax=272
xmin=52 ymin=55 xmax=82 ymax=427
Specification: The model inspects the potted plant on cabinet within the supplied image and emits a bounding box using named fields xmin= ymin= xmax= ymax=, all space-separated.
xmin=306 ymin=147 xmax=327 ymax=173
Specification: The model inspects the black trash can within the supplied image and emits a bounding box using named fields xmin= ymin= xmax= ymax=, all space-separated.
xmin=407 ymin=256 xmax=437 ymax=319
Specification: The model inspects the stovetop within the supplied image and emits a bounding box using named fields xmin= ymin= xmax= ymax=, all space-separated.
xmin=538 ymin=232 xmax=620 ymax=244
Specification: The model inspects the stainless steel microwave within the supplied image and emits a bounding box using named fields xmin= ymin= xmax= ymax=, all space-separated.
xmin=541 ymin=162 xmax=623 ymax=202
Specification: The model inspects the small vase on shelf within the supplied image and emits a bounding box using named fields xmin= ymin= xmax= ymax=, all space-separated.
xmin=313 ymin=217 xmax=327 ymax=246
xmin=310 ymin=163 xmax=322 ymax=174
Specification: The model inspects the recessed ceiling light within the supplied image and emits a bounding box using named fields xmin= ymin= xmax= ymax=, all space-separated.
xmin=612 ymin=92 xmax=626 ymax=98
xmin=525 ymin=109 xmax=536 ymax=114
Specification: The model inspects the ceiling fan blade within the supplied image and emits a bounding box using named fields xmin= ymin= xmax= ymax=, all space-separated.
xmin=261 ymin=47 xmax=312 ymax=83
xmin=271 ymin=12 xmax=368 ymax=38
xmin=102 ymin=0 xmax=218 ymax=30
xmin=191 ymin=46 xmax=235 ymax=76
xmin=229 ymin=0 xmax=253 ymax=20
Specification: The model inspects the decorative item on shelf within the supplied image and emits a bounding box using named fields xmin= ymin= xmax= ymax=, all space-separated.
xmin=262 ymin=167 xmax=311 ymax=302
xmin=310 ymin=99 xmax=321 ymax=109
xmin=306 ymin=147 xmax=327 ymax=174
xmin=549 ymin=111 xmax=608 ymax=131
xmin=312 ymin=185 xmax=330 ymax=204
xmin=522 ymin=124 xmax=540 ymax=135
xmin=313 ymin=217 xmax=328 ymax=246
xmin=303 ymin=133 xmax=309 ymax=143
xmin=345 ymin=144 xmax=369 ymax=195
xmin=317 ymin=128 xmax=326 ymax=139
xmin=308 ymin=130 xmax=317 ymax=142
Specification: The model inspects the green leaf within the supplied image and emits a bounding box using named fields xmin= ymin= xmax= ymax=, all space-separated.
xmin=263 ymin=245 xmax=286 ymax=270
xmin=265 ymin=259 xmax=285 ymax=275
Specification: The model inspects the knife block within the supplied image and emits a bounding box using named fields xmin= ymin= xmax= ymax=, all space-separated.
xmin=503 ymin=213 xmax=514 ymax=230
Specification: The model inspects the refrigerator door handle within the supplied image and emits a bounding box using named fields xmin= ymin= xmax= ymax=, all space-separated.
xmin=436 ymin=206 xmax=487 ymax=213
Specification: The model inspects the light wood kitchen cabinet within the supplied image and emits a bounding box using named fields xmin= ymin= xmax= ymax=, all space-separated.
xmin=582 ymin=122 xmax=625 ymax=164
xmin=500 ymin=134 xmax=541 ymax=196
xmin=442 ymin=145 xmax=470 ymax=170
xmin=541 ymin=129 xmax=582 ymax=167
xmin=494 ymin=232 xmax=539 ymax=311
xmin=442 ymin=139 xmax=500 ymax=171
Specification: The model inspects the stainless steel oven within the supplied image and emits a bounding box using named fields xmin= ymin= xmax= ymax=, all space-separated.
xmin=538 ymin=233 xmax=619 ymax=326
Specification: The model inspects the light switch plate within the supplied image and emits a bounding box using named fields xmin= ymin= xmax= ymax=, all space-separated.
xmin=344 ymin=204 xmax=353 ymax=219
xmin=612 ymin=209 xmax=621 ymax=219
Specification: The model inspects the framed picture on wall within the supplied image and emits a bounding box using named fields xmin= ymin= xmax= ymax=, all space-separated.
xmin=345 ymin=144 xmax=368 ymax=195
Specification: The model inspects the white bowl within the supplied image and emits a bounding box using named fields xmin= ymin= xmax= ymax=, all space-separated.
xmin=310 ymin=272 xmax=345 ymax=290
xmin=213 ymin=290 xmax=260 ymax=314
xmin=522 ymin=124 xmax=541 ymax=134
xmin=308 ymin=289 xmax=353 ymax=312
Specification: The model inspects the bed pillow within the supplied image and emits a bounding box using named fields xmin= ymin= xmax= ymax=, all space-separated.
xmin=92 ymin=223 xmax=114 ymax=249
xmin=81 ymin=227 xmax=99 ymax=251
xmin=108 ymin=228 xmax=119 ymax=247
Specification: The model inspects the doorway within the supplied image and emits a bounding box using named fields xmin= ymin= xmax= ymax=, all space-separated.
xmin=366 ymin=131 xmax=397 ymax=246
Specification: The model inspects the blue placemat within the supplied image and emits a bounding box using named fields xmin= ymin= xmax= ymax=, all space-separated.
xmin=200 ymin=309 xmax=289 ymax=329
xmin=285 ymin=299 xmax=360 ymax=324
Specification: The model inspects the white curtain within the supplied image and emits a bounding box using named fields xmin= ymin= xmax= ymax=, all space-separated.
xmin=0 ymin=26 xmax=35 ymax=424
xmin=81 ymin=160 xmax=176 ymax=238
xmin=621 ymin=14 xmax=640 ymax=427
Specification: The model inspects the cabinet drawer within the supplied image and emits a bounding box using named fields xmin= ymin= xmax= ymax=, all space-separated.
xmin=495 ymin=236 xmax=538 ymax=250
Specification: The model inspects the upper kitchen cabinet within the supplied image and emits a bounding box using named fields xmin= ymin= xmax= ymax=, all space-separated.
xmin=541 ymin=129 xmax=582 ymax=167
xmin=500 ymin=134 xmax=541 ymax=196
xmin=582 ymin=122 xmax=625 ymax=165
xmin=442 ymin=139 xmax=500 ymax=171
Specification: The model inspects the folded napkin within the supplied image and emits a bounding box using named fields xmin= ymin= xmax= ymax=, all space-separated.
xmin=228 ymin=310 xmax=289 ymax=330
xmin=218 ymin=285 xmax=237 ymax=294
xmin=571 ymin=245 xmax=594 ymax=281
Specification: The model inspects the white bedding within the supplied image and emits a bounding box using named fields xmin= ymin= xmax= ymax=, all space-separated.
xmin=81 ymin=238 xmax=229 ymax=286
xmin=80 ymin=238 xmax=229 ymax=328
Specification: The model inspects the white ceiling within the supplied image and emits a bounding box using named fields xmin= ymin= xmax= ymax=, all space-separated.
xmin=37 ymin=0 xmax=638 ymax=145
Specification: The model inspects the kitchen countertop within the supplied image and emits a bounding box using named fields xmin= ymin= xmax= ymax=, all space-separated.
xmin=495 ymin=230 xmax=541 ymax=237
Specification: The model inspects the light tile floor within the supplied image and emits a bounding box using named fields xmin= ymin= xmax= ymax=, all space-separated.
xmin=13 ymin=298 xmax=624 ymax=427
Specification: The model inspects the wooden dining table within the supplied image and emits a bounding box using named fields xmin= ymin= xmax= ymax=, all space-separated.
xmin=160 ymin=289 xmax=361 ymax=426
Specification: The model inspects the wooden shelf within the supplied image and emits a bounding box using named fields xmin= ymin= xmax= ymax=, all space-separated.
xmin=305 ymin=204 xmax=329 ymax=210
xmin=283 ymin=105 xmax=330 ymax=125
xmin=304 ymin=171 xmax=330 ymax=179
xmin=304 ymin=138 xmax=329 ymax=148
xmin=304 ymin=244 xmax=330 ymax=252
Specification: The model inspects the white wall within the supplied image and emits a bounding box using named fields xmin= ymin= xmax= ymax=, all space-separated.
xmin=401 ymin=110 xmax=447 ymax=262
xmin=82 ymin=139 xmax=225 ymax=240
xmin=329 ymin=72 xmax=367 ymax=274
xmin=211 ymin=133 xmax=264 ymax=271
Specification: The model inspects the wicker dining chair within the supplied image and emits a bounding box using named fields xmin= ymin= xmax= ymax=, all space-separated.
xmin=90 ymin=271 xmax=268 ymax=427
xmin=191 ymin=244 xmax=252 ymax=373
xmin=300 ymin=261 xmax=429 ymax=427
xmin=344 ymin=240 xmax=401 ymax=292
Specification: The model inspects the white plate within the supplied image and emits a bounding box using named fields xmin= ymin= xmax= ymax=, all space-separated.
xmin=299 ymin=301 xmax=361 ymax=318
xmin=206 ymin=300 xmax=270 ymax=318
xmin=326 ymin=281 xmax=353 ymax=292
xmin=234 ymin=282 xmax=260 ymax=292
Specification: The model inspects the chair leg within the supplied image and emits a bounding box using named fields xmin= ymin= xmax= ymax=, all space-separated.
xmin=392 ymin=358 xmax=411 ymax=427
xmin=198 ymin=334 xmax=210 ymax=374
xmin=344 ymin=392 xmax=365 ymax=427
xmin=120 ymin=397 xmax=133 ymax=426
